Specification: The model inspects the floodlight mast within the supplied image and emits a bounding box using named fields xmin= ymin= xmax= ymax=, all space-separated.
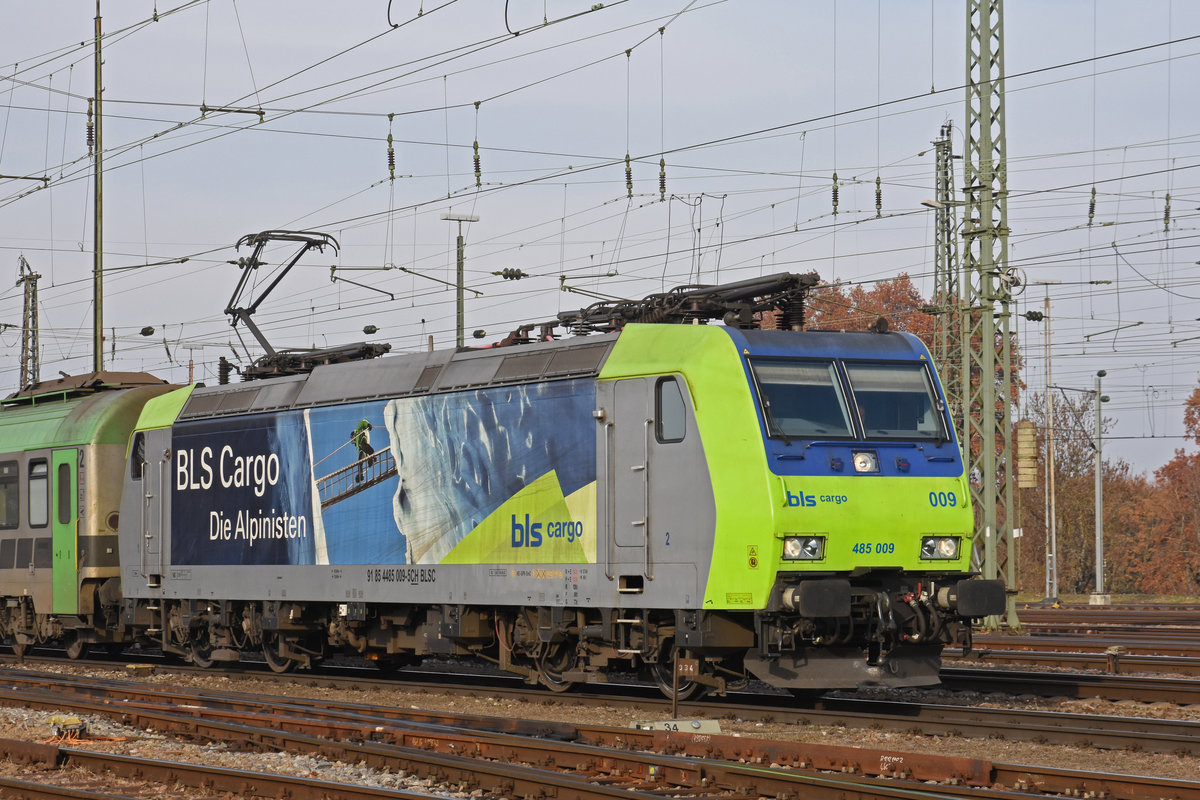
xmin=225 ymin=230 xmax=340 ymax=357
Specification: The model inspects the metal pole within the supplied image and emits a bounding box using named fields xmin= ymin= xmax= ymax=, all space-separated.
xmin=1044 ymin=291 xmax=1058 ymax=600
xmin=93 ymin=0 xmax=104 ymax=372
xmin=455 ymin=227 xmax=464 ymax=348
xmin=440 ymin=212 xmax=479 ymax=349
xmin=1092 ymin=370 xmax=1107 ymax=603
xmin=17 ymin=256 xmax=40 ymax=388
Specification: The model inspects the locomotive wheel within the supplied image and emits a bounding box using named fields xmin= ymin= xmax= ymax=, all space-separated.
xmin=64 ymin=633 xmax=90 ymax=660
xmin=652 ymin=643 xmax=706 ymax=701
xmin=262 ymin=633 xmax=296 ymax=673
xmin=536 ymin=641 xmax=577 ymax=693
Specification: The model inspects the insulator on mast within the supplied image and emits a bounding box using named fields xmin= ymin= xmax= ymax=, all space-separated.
xmin=1164 ymin=193 xmax=1171 ymax=232
xmin=473 ymin=101 xmax=482 ymax=188
xmin=625 ymin=153 xmax=633 ymax=199
xmin=874 ymin=175 xmax=882 ymax=217
xmin=831 ymin=172 xmax=839 ymax=216
xmin=86 ymin=98 xmax=95 ymax=155
xmin=659 ymin=158 xmax=666 ymax=202
xmin=387 ymin=133 xmax=396 ymax=180
xmin=1087 ymin=186 xmax=1096 ymax=226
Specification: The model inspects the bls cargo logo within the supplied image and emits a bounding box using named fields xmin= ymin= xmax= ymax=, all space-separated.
xmin=786 ymin=490 xmax=848 ymax=507
xmin=511 ymin=514 xmax=584 ymax=547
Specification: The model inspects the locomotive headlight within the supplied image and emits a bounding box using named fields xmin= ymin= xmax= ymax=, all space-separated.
xmin=783 ymin=535 xmax=825 ymax=560
xmin=921 ymin=536 xmax=960 ymax=560
xmin=852 ymin=450 xmax=879 ymax=473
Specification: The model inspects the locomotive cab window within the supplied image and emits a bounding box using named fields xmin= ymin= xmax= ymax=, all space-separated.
xmin=28 ymin=461 xmax=48 ymax=528
xmin=0 ymin=461 xmax=16 ymax=530
xmin=844 ymin=362 xmax=948 ymax=441
xmin=130 ymin=432 xmax=145 ymax=480
xmin=656 ymin=377 xmax=686 ymax=443
xmin=749 ymin=359 xmax=853 ymax=439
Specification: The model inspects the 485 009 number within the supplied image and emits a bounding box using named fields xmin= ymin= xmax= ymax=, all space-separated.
xmin=851 ymin=542 xmax=895 ymax=554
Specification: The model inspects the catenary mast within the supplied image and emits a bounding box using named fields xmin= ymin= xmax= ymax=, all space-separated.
xmin=92 ymin=0 xmax=104 ymax=372
xmin=963 ymin=0 xmax=1018 ymax=628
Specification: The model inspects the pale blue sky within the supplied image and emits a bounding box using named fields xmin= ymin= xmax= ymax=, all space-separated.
xmin=1 ymin=1 xmax=1198 ymax=475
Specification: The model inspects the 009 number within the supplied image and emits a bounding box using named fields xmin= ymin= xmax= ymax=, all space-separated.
xmin=929 ymin=491 xmax=958 ymax=507
xmin=851 ymin=542 xmax=895 ymax=554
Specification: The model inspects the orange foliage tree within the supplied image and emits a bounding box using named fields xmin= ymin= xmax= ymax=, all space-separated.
xmin=1120 ymin=383 xmax=1200 ymax=594
xmin=803 ymin=274 xmax=933 ymax=344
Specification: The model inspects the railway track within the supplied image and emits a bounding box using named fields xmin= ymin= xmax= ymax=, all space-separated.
xmin=5 ymin=655 xmax=1200 ymax=754
xmin=0 ymin=667 xmax=1195 ymax=800
xmin=951 ymin=603 xmax=1200 ymax=675
xmin=953 ymin=645 xmax=1200 ymax=675
xmin=9 ymin=646 xmax=1200 ymax=733
xmin=940 ymin=666 xmax=1200 ymax=704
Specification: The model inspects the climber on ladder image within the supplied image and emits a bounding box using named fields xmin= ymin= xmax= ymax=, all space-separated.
xmin=352 ymin=419 xmax=375 ymax=482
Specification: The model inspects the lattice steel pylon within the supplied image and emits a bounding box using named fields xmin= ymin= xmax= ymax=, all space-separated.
xmin=17 ymin=255 xmax=40 ymax=388
xmin=963 ymin=0 xmax=1018 ymax=628
xmin=929 ymin=123 xmax=964 ymax=439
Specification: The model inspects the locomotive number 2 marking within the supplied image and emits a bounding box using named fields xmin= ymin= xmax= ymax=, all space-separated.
xmin=928 ymin=491 xmax=958 ymax=507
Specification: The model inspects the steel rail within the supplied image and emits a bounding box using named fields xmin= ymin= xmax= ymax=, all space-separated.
xmin=972 ymin=634 xmax=1200 ymax=656
xmin=950 ymin=646 xmax=1200 ymax=675
xmin=940 ymin=666 xmax=1200 ymax=704
xmin=0 ymin=737 xmax=442 ymax=800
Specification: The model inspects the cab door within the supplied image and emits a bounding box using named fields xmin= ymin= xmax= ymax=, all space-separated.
xmin=131 ymin=431 xmax=166 ymax=587
xmin=603 ymin=376 xmax=708 ymax=593
xmin=51 ymin=448 xmax=78 ymax=614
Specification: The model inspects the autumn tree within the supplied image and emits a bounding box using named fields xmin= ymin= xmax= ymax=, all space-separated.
xmin=804 ymin=274 xmax=933 ymax=344
xmin=1122 ymin=382 xmax=1200 ymax=594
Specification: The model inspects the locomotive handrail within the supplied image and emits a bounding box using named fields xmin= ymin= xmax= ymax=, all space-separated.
xmin=140 ymin=458 xmax=149 ymax=583
xmin=600 ymin=417 xmax=614 ymax=581
xmin=643 ymin=418 xmax=654 ymax=582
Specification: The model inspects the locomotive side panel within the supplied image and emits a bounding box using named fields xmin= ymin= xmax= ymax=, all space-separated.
xmin=597 ymin=325 xmax=771 ymax=610
xmin=148 ymin=377 xmax=630 ymax=607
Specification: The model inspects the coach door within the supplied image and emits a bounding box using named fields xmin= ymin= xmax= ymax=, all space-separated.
xmin=51 ymin=449 xmax=78 ymax=614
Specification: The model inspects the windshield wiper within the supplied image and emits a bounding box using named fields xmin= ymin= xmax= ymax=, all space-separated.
xmin=763 ymin=398 xmax=791 ymax=446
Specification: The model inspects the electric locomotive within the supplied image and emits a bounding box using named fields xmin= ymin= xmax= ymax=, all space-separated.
xmin=107 ymin=271 xmax=1003 ymax=694
xmin=0 ymin=271 xmax=1004 ymax=694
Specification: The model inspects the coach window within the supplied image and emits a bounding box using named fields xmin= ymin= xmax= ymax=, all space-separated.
xmin=57 ymin=463 xmax=72 ymax=525
xmin=0 ymin=461 xmax=16 ymax=529
xmin=656 ymin=377 xmax=686 ymax=443
xmin=28 ymin=461 xmax=48 ymax=528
